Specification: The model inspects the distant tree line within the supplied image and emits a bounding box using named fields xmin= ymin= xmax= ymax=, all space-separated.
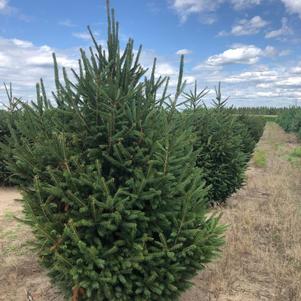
xmin=229 ymin=106 xmax=289 ymax=116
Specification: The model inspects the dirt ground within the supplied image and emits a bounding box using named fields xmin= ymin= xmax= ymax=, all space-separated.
xmin=0 ymin=123 xmax=301 ymax=301
xmin=0 ymin=191 xmax=63 ymax=300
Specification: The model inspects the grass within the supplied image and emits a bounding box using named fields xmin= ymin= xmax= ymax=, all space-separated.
xmin=286 ymin=146 xmax=301 ymax=166
xmin=253 ymin=149 xmax=267 ymax=167
xmin=289 ymin=146 xmax=301 ymax=158
xmin=3 ymin=209 xmax=15 ymax=221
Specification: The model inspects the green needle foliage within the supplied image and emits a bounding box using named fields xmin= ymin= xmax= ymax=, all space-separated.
xmin=0 ymin=109 xmax=11 ymax=184
xmin=234 ymin=114 xmax=265 ymax=156
xmin=0 ymin=84 xmax=20 ymax=185
xmin=6 ymin=2 xmax=225 ymax=300
xmin=185 ymin=83 xmax=250 ymax=203
xmin=278 ymin=107 xmax=301 ymax=138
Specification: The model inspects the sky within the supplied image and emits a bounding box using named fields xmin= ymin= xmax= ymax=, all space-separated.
xmin=0 ymin=0 xmax=301 ymax=107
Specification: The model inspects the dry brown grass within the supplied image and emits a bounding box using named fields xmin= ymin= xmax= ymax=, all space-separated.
xmin=181 ymin=123 xmax=301 ymax=301
xmin=1 ymin=123 xmax=301 ymax=301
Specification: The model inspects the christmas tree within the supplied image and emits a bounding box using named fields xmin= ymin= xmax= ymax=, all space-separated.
xmin=186 ymin=83 xmax=248 ymax=203
xmin=7 ymin=1 xmax=225 ymax=300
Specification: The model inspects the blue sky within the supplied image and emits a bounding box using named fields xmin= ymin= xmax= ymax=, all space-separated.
xmin=0 ymin=0 xmax=301 ymax=107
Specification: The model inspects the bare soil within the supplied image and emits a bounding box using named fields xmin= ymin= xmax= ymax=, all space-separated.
xmin=0 ymin=123 xmax=301 ymax=301
xmin=0 ymin=189 xmax=63 ymax=301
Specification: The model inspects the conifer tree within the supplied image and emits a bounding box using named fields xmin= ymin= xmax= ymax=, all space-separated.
xmin=186 ymin=83 xmax=247 ymax=203
xmin=0 ymin=109 xmax=10 ymax=183
xmin=0 ymin=84 xmax=19 ymax=185
xmin=6 ymin=2 xmax=225 ymax=300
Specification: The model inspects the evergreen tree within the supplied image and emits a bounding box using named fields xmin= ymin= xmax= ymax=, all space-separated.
xmin=6 ymin=2 xmax=225 ymax=300
xmin=186 ymin=83 xmax=247 ymax=203
xmin=0 ymin=109 xmax=10 ymax=184
xmin=0 ymin=84 xmax=19 ymax=185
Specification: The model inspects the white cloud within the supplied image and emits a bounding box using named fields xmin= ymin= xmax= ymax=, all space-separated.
xmin=265 ymin=18 xmax=292 ymax=39
xmin=0 ymin=37 xmax=78 ymax=103
xmin=170 ymin=0 xmax=222 ymax=21
xmin=264 ymin=45 xmax=277 ymax=57
xmin=230 ymin=0 xmax=261 ymax=10
xmin=156 ymin=62 xmax=177 ymax=76
xmin=290 ymin=64 xmax=301 ymax=74
xmin=256 ymin=91 xmax=279 ymax=97
xmin=281 ymin=0 xmax=301 ymax=18
xmin=256 ymin=83 xmax=273 ymax=89
xmin=183 ymin=75 xmax=196 ymax=84
xmin=11 ymin=38 xmax=33 ymax=48
xmin=0 ymin=0 xmax=7 ymax=10
xmin=219 ymin=16 xmax=268 ymax=36
xmin=205 ymin=45 xmax=276 ymax=66
xmin=207 ymin=64 xmax=301 ymax=104
xmin=224 ymin=70 xmax=279 ymax=83
xmin=176 ymin=49 xmax=192 ymax=55
xmin=0 ymin=0 xmax=30 ymax=21
xmin=170 ymin=0 xmax=262 ymax=21
xmin=277 ymin=77 xmax=301 ymax=87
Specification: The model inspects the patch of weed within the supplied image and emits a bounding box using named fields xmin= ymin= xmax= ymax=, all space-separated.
xmin=253 ymin=150 xmax=267 ymax=168
xmin=290 ymin=147 xmax=301 ymax=158
xmin=3 ymin=210 xmax=15 ymax=221
xmin=287 ymin=147 xmax=301 ymax=166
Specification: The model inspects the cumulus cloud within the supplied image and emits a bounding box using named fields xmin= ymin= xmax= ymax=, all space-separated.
xmin=170 ymin=0 xmax=262 ymax=21
xmin=209 ymin=64 xmax=301 ymax=104
xmin=170 ymin=0 xmax=222 ymax=21
xmin=277 ymin=77 xmax=301 ymax=87
xmin=290 ymin=64 xmax=301 ymax=74
xmin=265 ymin=18 xmax=292 ymax=39
xmin=205 ymin=45 xmax=276 ymax=66
xmin=155 ymin=62 xmax=177 ymax=76
xmin=281 ymin=0 xmax=301 ymax=18
xmin=176 ymin=49 xmax=192 ymax=55
xmin=219 ymin=16 xmax=268 ymax=36
xmin=224 ymin=70 xmax=279 ymax=83
xmin=0 ymin=37 xmax=78 ymax=103
xmin=187 ymin=49 xmax=301 ymax=105
xmin=0 ymin=0 xmax=7 ymax=10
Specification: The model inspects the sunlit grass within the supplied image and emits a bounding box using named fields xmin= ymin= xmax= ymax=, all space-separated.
xmin=253 ymin=149 xmax=267 ymax=168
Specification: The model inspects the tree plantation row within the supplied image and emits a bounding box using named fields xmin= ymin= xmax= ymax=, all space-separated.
xmin=0 ymin=2 xmax=276 ymax=301
xmin=278 ymin=107 xmax=301 ymax=137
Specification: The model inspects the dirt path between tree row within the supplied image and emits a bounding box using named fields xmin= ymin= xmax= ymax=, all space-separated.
xmin=0 ymin=123 xmax=301 ymax=301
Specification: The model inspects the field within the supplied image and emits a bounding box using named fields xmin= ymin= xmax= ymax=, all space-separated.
xmin=1 ymin=2 xmax=300 ymax=299
xmin=1 ymin=122 xmax=300 ymax=301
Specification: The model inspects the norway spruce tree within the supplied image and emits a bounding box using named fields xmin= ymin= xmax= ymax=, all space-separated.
xmin=0 ymin=85 xmax=19 ymax=185
xmin=185 ymin=83 xmax=247 ymax=203
xmin=0 ymin=109 xmax=10 ymax=184
xmin=6 ymin=2 xmax=225 ymax=300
